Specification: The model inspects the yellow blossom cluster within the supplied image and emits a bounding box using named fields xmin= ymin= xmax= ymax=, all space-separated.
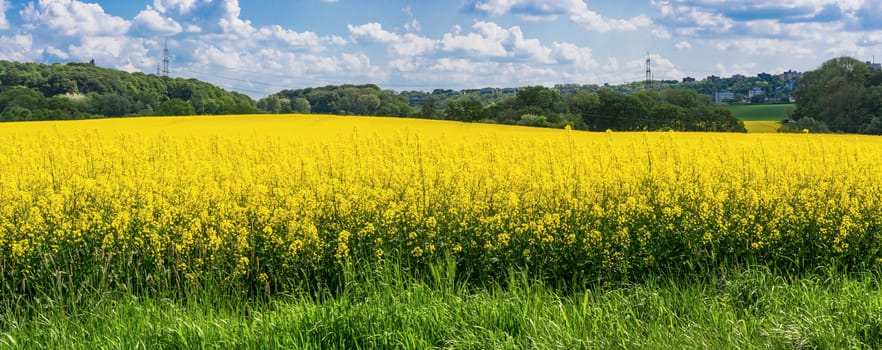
xmin=1 ymin=115 xmax=881 ymax=293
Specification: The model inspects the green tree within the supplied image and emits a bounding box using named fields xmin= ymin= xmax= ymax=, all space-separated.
xmin=156 ymin=98 xmax=196 ymax=116
xmin=585 ymin=89 xmax=648 ymax=131
xmin=419 ymin=97 xmax=437 ymax=119
xmin=516 ymin=86 xmax=562 ymax=114
xmin=257 ymin=95 xmax=282 ymax=114
xmin=793 ymin=57 xmax=871 ymax=133
xmin=355 ymin=94 xmax=381 ymax=115
xmin=0 ymin=86 xmax=42 ymax=111
xmin=445 ymin=99 xmax=486 ymax=122
xmin=292 ymin=97 xmax=311 ymax=113
xmin=1 ymin=105 xmax=32 ymax=121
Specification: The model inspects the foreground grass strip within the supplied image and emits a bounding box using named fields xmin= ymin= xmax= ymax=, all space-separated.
xmin=2 ymin=268 xmax=881 ymax=349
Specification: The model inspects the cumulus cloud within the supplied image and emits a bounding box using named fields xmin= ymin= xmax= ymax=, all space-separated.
xmin=0 ymin=34 xmax=40 ymax=61
xmin=348 ymin=22 xmax=438 ymax=56
xmin=134 ymin=6 xmax=183 ymax=35
xmin=471 ymin=0 xmax=651 ymax=32
xmin=68 ymin=35 xmax=155 ymax=71
xmin=0 ymin=0 xmax=9 ymax=30
xmin=439 ymin=21 xmax=555 ymax=62
xmin=551 ymin=42 xmax=599 ymax=70
xmin=647 ymin=0 xmax=882 ymax=76
xmin=20 ymin=0 xmax=131 ymax=36
xmin=153 ymin=0 xmax=207 ymax=15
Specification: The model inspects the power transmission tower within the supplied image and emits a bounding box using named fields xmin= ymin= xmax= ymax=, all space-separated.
xmin=645 ymin=52 xmax=653 ymax=90
xmin=162 ymin=40 xmax=170 ymax=77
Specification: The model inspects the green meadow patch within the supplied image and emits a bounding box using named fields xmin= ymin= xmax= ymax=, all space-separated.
xmin=726 ymin=104 xmax=794 ymax=121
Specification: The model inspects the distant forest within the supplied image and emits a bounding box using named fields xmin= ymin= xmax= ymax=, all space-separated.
xmin=4 ymin=57 xmax=881 ymax=133
xmin=0 ymin=60 xmax=257 ymax=121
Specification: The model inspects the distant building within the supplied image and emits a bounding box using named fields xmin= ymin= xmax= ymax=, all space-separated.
xmin=748 ymin=87 xmax=764 ymax=99
xmin=757 ymin=72 xmax=773 ymax=80
xmin=682 ymin=76 xmax=696 ymax=83
xmin=479 ymin=88 xmax=497 ymax=96
xmin=867 ymin=61 xmax=882 ymax=70
xmin=779 ymin=69 xmax=802 ymax=81
xmin=732 ymin=74 xmax=746 ymax=80
xmin=707 ymin=75 xmax=721 ymax=81
xmin=408 ymin=96 xmax=428 ymax=106
xmin=714 ymin=90 xmax=734 ymax=104
xmin=501 ymin=88 xmax=519 ymax=95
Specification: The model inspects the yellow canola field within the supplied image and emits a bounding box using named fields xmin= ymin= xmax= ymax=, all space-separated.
xmin=2 ymin=115 xmax=882 ymax=293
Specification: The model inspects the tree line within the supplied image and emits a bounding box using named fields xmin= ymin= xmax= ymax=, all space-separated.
xmin=7 ymin=57 xmax=882 ymax=135
xmin=0 ymin=60 xmax=256 ymax=122
xmin=258 ymin=85 xmax=746 ymax=132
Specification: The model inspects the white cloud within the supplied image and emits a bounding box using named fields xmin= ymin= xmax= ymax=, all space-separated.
xmin=256 ymin=25 xmax=323 ymax=51
xmin=194 ymin=44 xmax=242 ymax=69
xmin=68 ymin=36 xmax=154 ymax=72
xmin=217 ymin=0 xmax=253 ymax=36
xmin=0 ymin=0 xmax=9 ymax=30
xmin=714 ymin=38 xmax=814 ymax=57
xmin=341 ymin=52 xmax=372 ymax=71
xmin=509 ymin=26 xmax=553 ymax=63
xmin=675 ymin=41 xmax=691 ymax=49
xmin=20 ymin=0 xmax=131 ymax=37
xmin=472 ymin=0 xmax=652 ymax=32
xmin=44 ymin=46 xmax=68 ymax=58
xmin=440 ymin=21 xmax=516 ymax=58
xmin=134 ymin=6 xmax=183 ymax=35
xmin=652 ymin=27 xmax=671 ymax=39
xmin=551 ymin=42 xmax=599 ymax=70
xmin=0 ymin=34 xmax=40 ymax=61
xmin=327 ymin=35 xmax=347 ymax=46
xmin=440 ymin=21 xmax=556 ymax=62
xmin=348 ymin=22 xmax=399 ymax=43
xmin=153 ymin=0 xmax=206 ymax=15
xmin=715 ymin=62 xmax=758 ymax=77
xmin=348 ymin=22 xmax=438 ymax=56
xmin=569 ymin=7 xmax=651 ymax=32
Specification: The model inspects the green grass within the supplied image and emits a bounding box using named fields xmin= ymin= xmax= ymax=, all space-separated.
xmin=726 ymin=104 xmax=795 ymax=121
xmin=3 ymin=264 xmax=881 ymax=349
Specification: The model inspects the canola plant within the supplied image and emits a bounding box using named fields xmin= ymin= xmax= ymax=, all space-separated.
xmin=1 ymin=115 xmax=881 ymax=295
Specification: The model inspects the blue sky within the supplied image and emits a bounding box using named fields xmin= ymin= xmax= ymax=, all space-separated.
xmin=1 ymin=0 xmax=881 ymax=97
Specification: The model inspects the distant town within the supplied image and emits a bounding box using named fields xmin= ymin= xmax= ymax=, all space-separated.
xmin=402 ymin=60 xmax=882 ymax=107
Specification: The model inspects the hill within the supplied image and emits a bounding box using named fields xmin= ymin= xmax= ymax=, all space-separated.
xmin=0 ymin=60 xmax=257 ymax=121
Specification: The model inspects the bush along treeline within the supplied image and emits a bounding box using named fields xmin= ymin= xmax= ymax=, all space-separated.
xmin=0 ymin=60 xmax=257 ymax=121
xmin=787 ymin=57 xmax=882 ymax=134
xmin=259 ymin=85 xmax=746 ymax=132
